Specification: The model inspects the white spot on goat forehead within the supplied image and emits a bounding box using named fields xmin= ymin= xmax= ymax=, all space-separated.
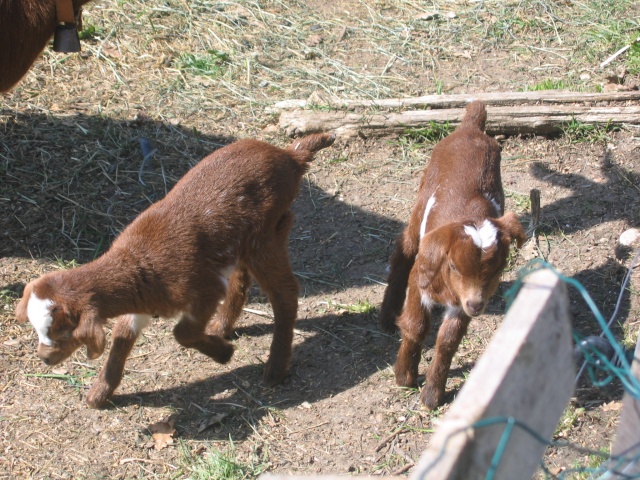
xmin=420 ymin=194 xmax=437 ymax=239
xmin=464 ymin=219 xmax=498 ymax=249
xmin=26 ymin=292 xmax=55 ymax=346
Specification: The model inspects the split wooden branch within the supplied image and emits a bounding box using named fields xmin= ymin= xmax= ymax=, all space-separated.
xmin=273 ymin=90 xmax=640 ymax=138
xmin=279 ymin=104 xmax=640 ymax=138
xmin=270 ymin=90 xmax=640 ymax=112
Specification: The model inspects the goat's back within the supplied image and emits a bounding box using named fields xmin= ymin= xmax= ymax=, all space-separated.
xmin=106 ymin=136 xmax=331 ymax=291
xmin=419 ymin=101 xmax=502 ymax=227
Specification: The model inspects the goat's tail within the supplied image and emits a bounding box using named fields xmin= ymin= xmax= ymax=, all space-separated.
xmin=288 ymin=133 xmax=336 ymax=163
xmin=459 ymin=100 xmax=487 ymax=131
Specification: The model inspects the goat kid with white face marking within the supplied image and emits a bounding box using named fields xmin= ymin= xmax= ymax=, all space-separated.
xmin=16 ymin=133 xmax=335 ymax=408
xmin=379 ymin=100 xmax=526 ymax=410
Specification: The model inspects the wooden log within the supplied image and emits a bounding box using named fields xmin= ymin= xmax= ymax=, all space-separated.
xmin=410 ymin=269 xmax=573 ymax=480
xmin=279 ymin=105 xmax=640 ymax=138
xmin=609 ymin=337 xmax=640 ymax=478
xmin=270 ymin=90 xmax=640 ymax=112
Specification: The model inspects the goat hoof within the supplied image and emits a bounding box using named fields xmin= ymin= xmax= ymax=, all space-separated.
xmin=208 ymin=336 xmax=235 ymax=364
xmin=263 ymin=366 xmax=288 ymax=387
xmin=86 ymin=383 xmax=113 ymax=409
xmin=378 ymin=315 xmax=399 ymax=334
xmin=420 ymin=387 xmax=444 ymax=410
xmin=380 ymin=321 xmax=399 ymax=334
xmin=393 ymin=366 xmax=417 ymax=388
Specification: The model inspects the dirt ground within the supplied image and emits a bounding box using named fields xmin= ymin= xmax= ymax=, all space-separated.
xmin=1 ymin=0 xmax=640 ymax=478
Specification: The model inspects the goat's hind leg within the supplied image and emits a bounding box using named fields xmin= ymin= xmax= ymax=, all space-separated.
xmin=86 ymin=314 xmax=151 ymax=408
xmin=250 ymin=212 xmax=298 ymax=387
xmin=380 ymin=229 xmax=419 ymax=333
xmin=173 ymin=299 xmax=234 ymax=364
xmin=394 ymin=275 xmax=431 ymax=389
xmin=206 ymin=267 xmax=252 ymax=338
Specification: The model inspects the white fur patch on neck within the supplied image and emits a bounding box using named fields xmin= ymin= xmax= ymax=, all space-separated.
xmin=420 ymin=194 xmax=437 ymax=239
xmin=27 ymin=293 xmax=55 ymax=346
xmin=464 ymin=219 xmax=498 ymax=249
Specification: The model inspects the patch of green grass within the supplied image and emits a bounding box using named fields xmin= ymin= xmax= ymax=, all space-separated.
xmin=569 ymin=447 xmax=609 ymax=479
xmin=329 ymin=299 xmax=376 ymax=316
xmin=524 ymin=78 xmax=568 ymax=91
xmin=628 ymin=41 xmax=640 ymax=74
xmin=327 ymin=156 xmax=348 ymax=165
xmin=25 ymin=369 xmax=96 ymax=391
xmin=403 ymin=122 xmax=453 ymax=144
xmin=78 ymin=24 xmax=104 ymax=41
xmin=561 ymin=118 xmax=620 ymax=143
xmin=505 ymin=189 xmax=531 ymax=214
xmin=177 ymin=50 xmax=231 ymax=77
xmin=0 ymin=288 xmax=17 ymax=311
xmin=554 ymin=404 xmax=585 ymax=438
xmin=179 ymin=440 xmax=267 ymax=480
xmin=54 ymin=257 xmax=79 ymax=270
xmin=577 ymin=3 xmax=639 ymax=70
xmin=434 ymin=78 xmax=444 ymax=95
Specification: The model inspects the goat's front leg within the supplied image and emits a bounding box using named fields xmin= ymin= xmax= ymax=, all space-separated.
xmin=380 ymin=228 xmax=419 ymax=333
xmin=86 ymin=314 xmax=151 ymax=408
xmin=394 ymin=273 xmax=431 ymax=389
xmin=421 ymin=307 xmax=471 ymax=410
xmin=206 ymin=267 xmax=252 ymax=338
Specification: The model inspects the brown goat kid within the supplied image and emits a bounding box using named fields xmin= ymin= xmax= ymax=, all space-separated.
xmin=16 ymin=133 xmax=335 ymax=408
xmin=379 ymin=101 xmax=526 ymax=410
xmin=0 ymin=0 xmax=91 ymax=92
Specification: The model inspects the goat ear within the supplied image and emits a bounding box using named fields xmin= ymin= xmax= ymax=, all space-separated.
xmin=15 ymin=281 xmax=34 ymax=324
xmin=496 ymin=211 xmax=527 ymax=248
xmin=416 ymin=227 xmax=450 ymax=288
xmin=74 ymin=312 xmax=106 ymax=360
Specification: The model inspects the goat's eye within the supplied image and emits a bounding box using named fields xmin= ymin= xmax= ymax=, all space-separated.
xmin=449 ymin=261 xmax=459 ymax=273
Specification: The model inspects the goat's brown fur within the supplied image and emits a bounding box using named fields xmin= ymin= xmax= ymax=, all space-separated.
xmin=0 ymin=0 xmax=90 ymax=92
xmin=16 ymin=133 xmax=335 ymax=408
xmin=379 ymin=101 xmax=526 ymax=409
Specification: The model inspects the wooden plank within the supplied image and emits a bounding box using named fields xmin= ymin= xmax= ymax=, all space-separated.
xmin=410 ymin=269 xmax=574 ymax=480
xmin=279 ymin=105 xmax=640 ymax=138
xmin=270 ymin=90 xmax=640 ymax=111
xmin=609 ymin=336 xmax=640 ymax=477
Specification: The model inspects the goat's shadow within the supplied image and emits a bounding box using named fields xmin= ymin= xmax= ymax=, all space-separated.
xmin=107 ymin=311 xmax=399 ymax=441
xmin=529 ymin=143 xmax=640 ymax=236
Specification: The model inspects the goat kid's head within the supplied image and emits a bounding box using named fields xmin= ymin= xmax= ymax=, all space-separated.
xmin=15 ymin=275 xmax=106 ymax=365
xmin=417 ymin=212 xmax=526 ymax=317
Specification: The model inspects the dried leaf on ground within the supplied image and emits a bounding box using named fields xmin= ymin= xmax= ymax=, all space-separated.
xmin=148 ymin=416 xmax=176 ymax=450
